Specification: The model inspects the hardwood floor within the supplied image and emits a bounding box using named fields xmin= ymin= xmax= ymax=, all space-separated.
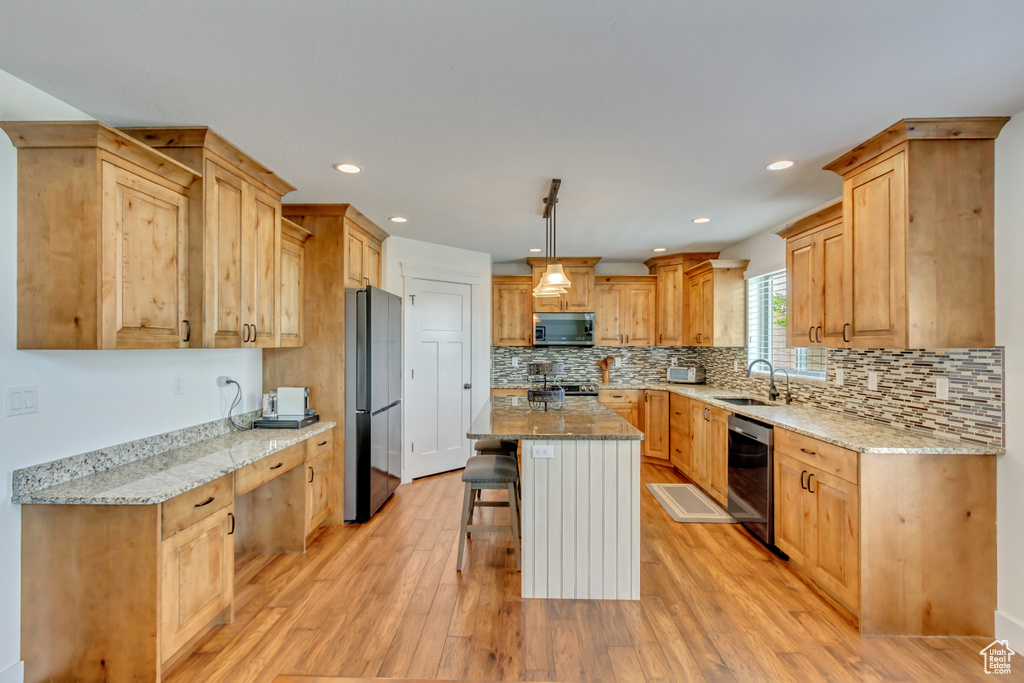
xmin=166 ymin=464 xmax=1015 ymax=682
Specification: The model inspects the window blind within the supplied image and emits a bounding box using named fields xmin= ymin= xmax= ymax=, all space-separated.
xmin=747 ymin=270 xmax=826 ymax=381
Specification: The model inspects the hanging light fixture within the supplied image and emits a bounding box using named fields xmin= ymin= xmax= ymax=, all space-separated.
xmin=533 ymin=179 xmax=572 ymax=298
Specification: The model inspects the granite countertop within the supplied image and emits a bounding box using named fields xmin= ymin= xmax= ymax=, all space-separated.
xmin=489 ymin=382 xmax=1003 ymax=455
xmin=468 ymin=396 xmax=643 ymax=441
xmin=14 ymin=422 xmax=337 ymax=505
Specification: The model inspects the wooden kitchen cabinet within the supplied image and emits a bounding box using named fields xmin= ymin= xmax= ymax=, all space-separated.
xmin=306 ymin=429 xmax=335 ymax=535
xmin=644 ymin=252 xmax=720 ymax=346
xmin=1 ymin=121 xmax=199 ymax=350
xmin=492 ymin=276 xmax=534 ymax=346
xmin=279 ymin=218 xmax=312 ymax=347
xmin=529 ymin=257 xmax=600 ymax=312
xmin=598 ymin=390 xmax=643 ymax=451
xmin=121 ymin=126 xmax=296 ymax=348
xmin=778 ymin=202 xmax=846 ymax=348
xmin=684 ymin=259 xmax=749 ymax=347
xmin=594 ymin=276 xmax=658 ymax=346
xmin=668 ymin=393 xmax=692 ymax=474
xmin=345 ymin=222 xmax=383 ymax=288
xmin=823 ymin=117 xmax=1009 ymax=348
xmin=643 ymin=390 xmax=670 ymax=461
xmin=687 ymin=399 xmax=729 ymax=506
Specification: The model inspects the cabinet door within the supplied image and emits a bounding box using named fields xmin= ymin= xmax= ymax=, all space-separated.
xmin=366 ymin=241 xmax=381 ymax=288
xmin=531 ymin=266 xmax=563 ymax=313
xmin=644 ymin=390 xmax=670 ymax=461
xmin=492 ymin=280 xmax=533 ymax=346
xmin=773 ymin=452 xmax=813 ymax=566
xmin=345 ymin=226 xmax=366 ymax=289
xmin=809 ymin=469 xmax=859 ymax=612
xmin=787 ymin=231 xmax=819 ymax=348
xmin=100 ymin=162 xmax=189 ymax=349
xmin=594 ymin=284 xmax=623 ymax=346
xmin=689 ymin=401 xmax=708 ymax=486
xmin=707 ymin=407 xmax=730 ymax=506
xmin=160 ymin=505 xmax=234 ymax=663
xmin=624 ymin=283 xmax=657 ymax=346
xmin=688 ymin=276 xmax=703 ymax=346
xmin=206 ymin=162 xmax=246 ymax=348
xmin=700 ymin=274 xmax=714 ymax=346
xmin=819 ymin=222 xmax=848 ymax=347
xmin=843 ymin=150 xmax=907 ymax=348
xmin=306 ymin=453 xmax=333 ymax=534
xmin=563 ymin=265 xmax=595 ymax=312
xmin=657 ymin=264 xmax=685 ymax=346
xmin=669 ymin=393 xmax=691 ymax=474
xmin=598 ymin=390 xmax=642 ymax=431
xmin=279 ymin=237 xmax=304 ymax=347
xmin=248 ymin=187 xmax=280 ymax=348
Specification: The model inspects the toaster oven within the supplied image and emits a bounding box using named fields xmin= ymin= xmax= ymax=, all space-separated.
xmin=666 ymin=366 xmax=706 ymax=384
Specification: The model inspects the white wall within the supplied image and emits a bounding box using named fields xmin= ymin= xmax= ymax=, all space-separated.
xmin=0 ymin=70 xmax=262 ymax=679
xmin=381 ymin=236 xmax=492 ymax=481
xmin=995 ymin=110 xmax=1024 ymax=650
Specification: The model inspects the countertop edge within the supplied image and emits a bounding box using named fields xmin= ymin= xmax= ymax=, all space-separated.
xmin=14 ymin=421 xmax=338 ymax=505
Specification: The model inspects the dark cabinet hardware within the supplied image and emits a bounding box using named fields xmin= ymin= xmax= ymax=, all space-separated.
xmin=194 ymin=496 xmax=215 ymax=508
xmin=800 ymin=470 xmax=808 ymax=490
xmin=252 ymin=325 xmax=258 ymax=340
xmin=182 ymin=319 xmax=190 ymax=342
xmin=317 ymin=440 xmax=328 ymax=447
xmin=815 ymin=326 xmax=822 ymax=343
xmin=228 ymin=512 xmax=235 ymax=535
xmin=242 ymin=324 xmax=250 ymax=342
xmin=309 ymin=467 xmax=314 ymax=484
xmin=842 ymin=322 xmax=850 ymax=343
xmin=269 ymin=462 xmax=283 ymax=470
xmin=464 ymin=383 xmax=472 ymax=390
xmin=801 ymin=448 xmax=816 ymax=455
xmin=807 ymin=473 xmax=816 ymax=493
xmin=808 ymin=326 xmax=814 ymax=342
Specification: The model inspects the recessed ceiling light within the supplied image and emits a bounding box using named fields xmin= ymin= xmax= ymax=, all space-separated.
xmin=389 ymin=216 xmax=407 ymax=223
xmin=692 ymin=217 xmax=711 ymax=224
xmin=529 ymin=248 xmax=542 ymax=253
xmin=653 ymin=247 xmax=667 ymax=252
xmin=766 ymin=160 xmax=794 ymax=171
xmin=334 ymin=163 xmax=362 ymax=174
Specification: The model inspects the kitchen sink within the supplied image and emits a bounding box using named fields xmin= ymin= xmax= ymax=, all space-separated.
xmin=714 ymin=397 xmax=778 ymax=407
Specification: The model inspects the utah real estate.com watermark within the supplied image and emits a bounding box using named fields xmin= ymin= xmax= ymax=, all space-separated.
xmin=980 ymin=640 xmax=1016 ymax=675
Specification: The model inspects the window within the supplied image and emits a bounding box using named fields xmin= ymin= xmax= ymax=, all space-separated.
xmin=747 ymin=270 xmax=826 ymax=381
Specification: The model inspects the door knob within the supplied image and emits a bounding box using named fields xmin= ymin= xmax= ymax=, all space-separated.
xmin=463 ymin=383 xmax=472 ymax=390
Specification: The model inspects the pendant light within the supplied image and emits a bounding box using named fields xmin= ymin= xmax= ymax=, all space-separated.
xmin=533 ymin=179 xmax=571 ymax=297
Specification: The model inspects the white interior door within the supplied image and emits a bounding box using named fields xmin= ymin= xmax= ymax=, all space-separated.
xmin=406 ymin=278 xmax=473 ymax=478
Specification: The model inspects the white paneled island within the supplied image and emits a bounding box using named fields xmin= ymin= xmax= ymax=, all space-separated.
xmin=468 ymin=396 xmax=644 ymax=600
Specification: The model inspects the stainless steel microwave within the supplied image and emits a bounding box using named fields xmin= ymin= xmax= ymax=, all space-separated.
xmin=533 ymin=312 xmax=595 ymax=346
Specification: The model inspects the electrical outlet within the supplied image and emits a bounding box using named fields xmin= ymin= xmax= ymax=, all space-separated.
xmin=533 ymin=445 xmax=554 ymax=459
xmin=6 ymin=385 xmax=38 ymax=416
xmin=835 ymin=368 xmax=844 ymax=387
xmin=512 ymin=396 xmax=519 ymax=407
xmin=171 ymin=373 xmax=184 ymax=395
xmin=734 ymin=360 xmax=739 ymax=372
xmin=936 ymin=377 xmax=950 ymax=400
xmin=511 ymin=357 xmax=519 ymax=367
xmin=614 ymin=357 xmax=622 ymax=368
xmin=867 ymin=372 xmax=878 ymax=391
xmin=670 ymin=357 xmax=677 ymax=366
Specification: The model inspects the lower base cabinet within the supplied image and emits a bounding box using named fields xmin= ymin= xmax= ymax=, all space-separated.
xmin=643 ymin=390 xmax=670 ymax=461
xmin=683 ymin=399 xmax=729 ymax=506
xmin=598 ymin=389 xmax=644 ymax=452
xmin=669 ymin=393 xmax=691 ymax=473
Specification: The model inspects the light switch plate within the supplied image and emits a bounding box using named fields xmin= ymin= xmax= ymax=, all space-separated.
xmin=614 ymin=357 xmax=622 ymax=368
xmin=867 ymin=372 xmax=878 ymax=391
xmin=533 ymin=445 xmax=554 ymax=459
xmin=936 ymin=377 xmax=950 ymax=400
xmin=835 ymin=368 xmax=845 ymax=387
xmin=171 ymin=373 xmax=184 ymax=395
xmin=6 ymin=385 xmax=38 ymax=417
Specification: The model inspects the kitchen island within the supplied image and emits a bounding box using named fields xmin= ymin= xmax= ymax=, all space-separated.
xmin=468 ymin=396 xmax=643 ymax=600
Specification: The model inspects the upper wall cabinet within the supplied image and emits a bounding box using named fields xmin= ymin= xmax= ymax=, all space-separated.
xmin=684 ymin=259 xmax=749 ymax=347
xmin=279 ymin=218 xmax=312 ymax=348
xmin=121 ymin=127 xmax=295 ymax=349
xmin=594 ymin=276 xmax=657 ymax=346
xmin=1 ymin=121 xmax=200 ymax=350
xmin=492 ymin=276 xmax=533 ymax=346
xmin=528 ymin=257 xmax=599 ymax=313
xmin=644 ymin=252 xmax=720 ymax=346
xmin=281 ymin=204 xmax=387 ymax=291
xmin=777 ymin=202 xmax=846 ymax=348
xmin=823 ymin=117 xmax=1009 ymax=349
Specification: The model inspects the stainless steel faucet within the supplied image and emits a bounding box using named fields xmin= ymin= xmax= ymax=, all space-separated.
xmin=747 ymin=358 xmax=779 ymax=402
xmin=772 ymin=367 xmax=792 ymax=404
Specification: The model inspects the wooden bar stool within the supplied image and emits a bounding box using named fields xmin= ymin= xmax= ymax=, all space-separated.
xmin=471 ymin=439 xmax=520 ymax=499
xmin=457 ymin=454 xmax=522 ymax=572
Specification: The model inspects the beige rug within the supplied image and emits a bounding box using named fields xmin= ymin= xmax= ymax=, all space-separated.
xmin=645 ymin=483 xmax=736 ymax=523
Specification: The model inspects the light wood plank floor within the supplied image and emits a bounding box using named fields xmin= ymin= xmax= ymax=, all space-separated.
xmin=166 ymin=464 xmax=1017 ymax=682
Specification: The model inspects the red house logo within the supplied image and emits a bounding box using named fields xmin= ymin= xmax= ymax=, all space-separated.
xmin=980 ymin=640 xmax=1016 ymax=675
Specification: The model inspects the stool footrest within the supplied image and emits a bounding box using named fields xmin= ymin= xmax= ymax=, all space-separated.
xmin=472 ymin=501 xmax=509 ymax=508
xmin=466 ymin=525 xmax=510 ymax=533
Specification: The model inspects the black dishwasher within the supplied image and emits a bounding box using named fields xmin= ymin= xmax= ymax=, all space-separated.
xmin=726 ymin=414 xmax=778 ymax=551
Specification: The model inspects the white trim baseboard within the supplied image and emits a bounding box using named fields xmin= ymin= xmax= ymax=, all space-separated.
xmin=0 ymin=660 xmax=24 ymax=683
xmin=996 ymin=610 xmax=1024 ymax=652
xmin=399 ymin=261 xmax=482 ymax=285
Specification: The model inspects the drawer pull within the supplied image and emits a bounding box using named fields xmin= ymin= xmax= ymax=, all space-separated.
xmin=800 ymin=470 xmax=808 ymax=490
xmin=800 ymin=448 xmax=816 ymax=455
xmin=270 ymin=462 xmax=284 ymax=470
xmin=309 ymin=466 xmax=314 ymax=483
xmin=807 ymin=473 xmax=816 ymax=493
xmin=318 ymin=440 xmax=328 ymax=447
xmin=228 ymin=512 xmax=235 ymax=535
xmin=194 ymin=496 xmax=215 ymax=508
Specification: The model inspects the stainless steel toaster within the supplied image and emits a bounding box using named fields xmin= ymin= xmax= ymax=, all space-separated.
xmin=666 ymin=366 xmax=706 ymax=384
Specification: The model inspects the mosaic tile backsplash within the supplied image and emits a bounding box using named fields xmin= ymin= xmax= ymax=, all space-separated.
xmin=491 ymin=345 xmax=1004 ymax=446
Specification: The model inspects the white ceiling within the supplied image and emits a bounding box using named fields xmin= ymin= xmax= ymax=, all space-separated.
xmin=2 ymin=1 xmax=1024 ymax=263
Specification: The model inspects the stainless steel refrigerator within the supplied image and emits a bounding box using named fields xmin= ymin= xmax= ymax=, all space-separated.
xmin=344 ymin=285 xmax=403 ymax=523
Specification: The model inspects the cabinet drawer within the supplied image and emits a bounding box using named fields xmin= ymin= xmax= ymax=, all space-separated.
xmin=161 ymin=474 xmax=233 ymax=541
xmin=775 ymin=429 xmax=858 ymax=485
xmin=235 ymin=442 xmax=306 ymax=496
xmin=307 ymin=429 xmax=334 ymax=460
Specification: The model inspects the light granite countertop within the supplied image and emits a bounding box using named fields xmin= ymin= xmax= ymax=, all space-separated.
xmin=14 ymin=422 xmax=337 ymax=505
xmin=468 ymin=396 xmax=643 ymax=441
xmin=490 ymin=382 xmax=1003 ymax=454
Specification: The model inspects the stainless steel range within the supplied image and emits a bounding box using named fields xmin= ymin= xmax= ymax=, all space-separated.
xmin=562 ymin=384 xmax=599 ymax=396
